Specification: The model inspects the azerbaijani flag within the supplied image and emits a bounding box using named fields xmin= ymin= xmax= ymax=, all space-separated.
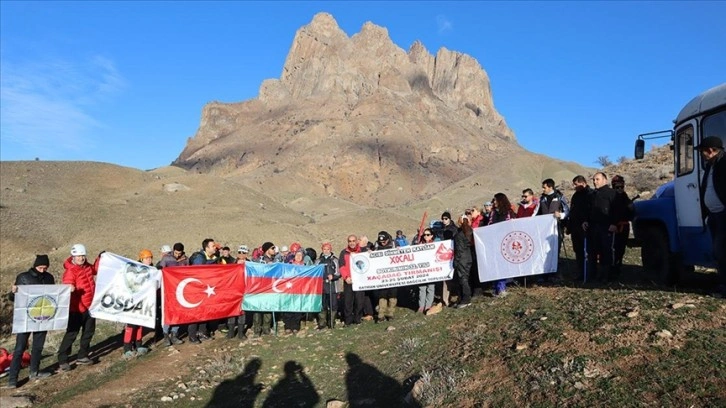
xmin=243 ymin=263 xmax=323 ymax=312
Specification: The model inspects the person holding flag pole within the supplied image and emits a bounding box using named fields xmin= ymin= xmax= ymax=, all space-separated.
xmin=315 ymin=242 xmax=339 ymax=329
xmin=4 ymin=255 xmax=55 ymax=389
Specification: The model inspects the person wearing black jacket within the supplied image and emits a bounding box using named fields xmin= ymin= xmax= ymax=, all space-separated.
xmin=568 ymin=175 xmax=593 ymax=281
xmin=374 ymin=231 xmax=397 ymax=322
xmin=5 ymin=255 xmax=55 ymax=388
xmin=453 ymin=216 xmax=474 ymax=309
xmin=582 ymin=172 xmax=617 ymax=282
xmin=610 ymin=175 xmax=634 ymax=280
xmin=696 ymin=136 xmax=726 ymax=296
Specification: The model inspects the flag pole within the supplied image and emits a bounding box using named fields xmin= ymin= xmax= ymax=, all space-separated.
xmin=272 ymin=312 xmax=277 ymax=336
xmin=416 ymin=211 xmax=428 ymax=243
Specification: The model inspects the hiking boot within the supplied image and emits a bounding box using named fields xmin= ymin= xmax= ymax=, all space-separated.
xmin=59 ymin=363 xmax=71 ymax=372
xmin=170 ymin=334 xmax=184 ymax=345
xmin=361 ymin=315 xmax=374 ymax=321
xmin=189 ymin=336 xmax=201 ymax=344
xmin=29 ymin=371 xmax=52 ymax=379
xmin=165 ymin=334 xmax=173 ymax=347
xmin=136 ymin=346 xmax=149 ymax=356
xmin=198 ymin=333 xmax=211 ymax=341
xmin=426 ymin=303 xmax=443 ymax=315
xmin=122 ymin=350 xmax=136 ymax=360
xmin=2 ymin=380 xmax=17 ymax=389
xmin=76 ymin=357 xmax=93 ymax=365
xmin=455 ymin=302 xmax=471 ymax=309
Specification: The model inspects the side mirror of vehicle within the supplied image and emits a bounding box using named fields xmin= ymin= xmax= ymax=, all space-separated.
xmin=634 ymin=139 xmax=645 ymax=160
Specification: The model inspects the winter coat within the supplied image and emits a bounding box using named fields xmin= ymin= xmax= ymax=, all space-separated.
xmin=316 ymin=254 xmax=340 ymax=294
xmin=63 ymin=256 xmax=97 ymax=313
xmin=568 ymin=187 xmax=593 ymax=234
xmin=588 ymin=185 xmax=617 ymax=227
xmin=453 ymin=229 xmax=473 ymax=272
xmin=15 ymin=267 xmax=55 ymax=286
xmin=338 ymin=245 xmax=360 ymax=280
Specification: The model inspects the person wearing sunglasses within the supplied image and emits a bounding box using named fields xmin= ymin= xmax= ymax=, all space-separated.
xmin=417 ymin=228 xmax=438 ymax=315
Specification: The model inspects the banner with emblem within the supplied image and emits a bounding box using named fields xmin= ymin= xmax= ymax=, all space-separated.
xmin=349 ymin=241 xmax=455 ymax=291
xmin=243 ymin=263 xmax=323 ymax=312
xmin=90 ymin=252 xmax=161 ymax=328
xmin=12 ymin=285 xmax=71 ymax=333
xmin=474 ymin=214 xmax=559 ymax=282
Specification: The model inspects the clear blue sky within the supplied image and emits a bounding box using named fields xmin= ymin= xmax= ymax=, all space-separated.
xmin=2 ymin=1 xmax=725 ymax=170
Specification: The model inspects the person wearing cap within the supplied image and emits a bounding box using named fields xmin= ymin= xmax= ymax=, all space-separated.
xmin=251 ymin=242 xmax=276 ymax=337
xmin=219 ymin=246 xmax=236 ymax=264
xmin=394 ymin=230 xmax=409 ymax=247
xmin=236 ymin=245 xmax=249 ymax=262
xmin=279 ymin=245 xmax=290 ymax=262
xmin=157 ymin=243 xmax=186 ymax=346
xmin=4 ymin=255 xmax=55 ymax=388
xmin=610 ymin=175 xmax=634 ymax=281
xmin=374 ymin=231 xmax=399 ymax=322
xmin=122 ymin=250 xmax=154 ymax=359
xmin=57 ymin=244 xmax=99 ymax=371
xmin=440 ymin=211 xmax=458 ymax=238
xmin=315 ymin=242 xmax=340 ymax=329
xmin=696 ymin=136 xmax=726 ymax=296
xmin=222 ymin=245 xmax=249 ymax=340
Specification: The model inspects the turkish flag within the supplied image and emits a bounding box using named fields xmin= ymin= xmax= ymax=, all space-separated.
xmin=162 ymin=264 xmax=245 ymax=325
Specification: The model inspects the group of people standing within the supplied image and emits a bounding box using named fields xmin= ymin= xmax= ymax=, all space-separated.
xmin=4 ymin=172 xmax=634 ymax=389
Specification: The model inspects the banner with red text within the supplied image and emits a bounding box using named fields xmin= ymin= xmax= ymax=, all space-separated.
xmin=349 ymin=241 xmax=454 ymax=291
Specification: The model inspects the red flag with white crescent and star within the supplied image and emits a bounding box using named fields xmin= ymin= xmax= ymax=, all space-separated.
xmin=162 ymin=264 xmax=245 ymax=325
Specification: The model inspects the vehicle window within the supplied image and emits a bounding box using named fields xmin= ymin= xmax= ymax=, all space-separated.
xmin=702 ymin=110 xmax=726 ymax=169
xmin=676 ymin=125 xmax=694 ymax=176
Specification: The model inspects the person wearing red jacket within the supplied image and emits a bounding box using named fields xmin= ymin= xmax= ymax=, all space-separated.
xmin=339 ymin=235 xmax=365 ymax=326
xmin=57 ymin=244 xmax=98 ymax=371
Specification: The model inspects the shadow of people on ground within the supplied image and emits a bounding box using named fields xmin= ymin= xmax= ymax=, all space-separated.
xmin=262 ymin=360 xmax=319 ymax=408
xmin=345 ymin=352 xmax=420 ymax=408
xmin=206 ymin=358 xmax=263 ymax=408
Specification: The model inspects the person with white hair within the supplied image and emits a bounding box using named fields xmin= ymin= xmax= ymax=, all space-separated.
xmin=57 ymin=244 xmax=99 ymax=371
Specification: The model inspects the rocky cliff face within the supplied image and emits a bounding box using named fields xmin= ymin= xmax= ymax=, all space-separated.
xmin=173 ymin=13 xmax=548 ymax=206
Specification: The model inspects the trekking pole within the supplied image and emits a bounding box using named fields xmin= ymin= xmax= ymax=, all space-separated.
xmin=583 ymin=237 xmax=588 ymax=285
xmin=272 ymin=312 xmax=277 ymax=336
xmin=329 ymin=280 xmax=334 ymax=329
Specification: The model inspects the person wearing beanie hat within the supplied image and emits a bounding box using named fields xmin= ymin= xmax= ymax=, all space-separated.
xmin=315 ymin=242 xmax=340 ymax=330
xmin=374 ymin=231 xmax=399 ymax=323
xmin=441 ymin=211 xmax=458 ymax=238
xmin=251 ymin=241 xmax=277 ymax=337
xmin=6 ymin=255 xmax=56 ymax=388
xmin=121 ymin=250 xmax=155 ymax=359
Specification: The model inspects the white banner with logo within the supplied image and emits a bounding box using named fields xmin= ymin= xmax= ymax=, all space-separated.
xmin=474 ymin=215 xmax=559 ymax=282
xmin=350 ymin=241 xmax=454 ymax=291
xmin=90 ymin=252 xmax=160 ymax=328
xmin=13 ymin=285 xmax=71 ymax=334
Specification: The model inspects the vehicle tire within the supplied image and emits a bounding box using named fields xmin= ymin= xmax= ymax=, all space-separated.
xmin=640 ymin=226 xmax=677 ymax=285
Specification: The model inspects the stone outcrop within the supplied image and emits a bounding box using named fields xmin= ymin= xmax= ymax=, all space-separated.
xmin=173 ymin=13 xmax=543 ymax=206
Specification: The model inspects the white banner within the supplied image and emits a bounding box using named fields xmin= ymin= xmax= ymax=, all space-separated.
xmin=474 ymin=215 xmax=559 ymax=282
xmin=350 ymin=241 xmax=454 ymax=291
xmin=13 ymin=285 xmax=71 ymax=334
xmin=90 ymin=252 xmax=160 ymax=328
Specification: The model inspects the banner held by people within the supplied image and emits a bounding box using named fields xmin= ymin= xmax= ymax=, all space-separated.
xmin=474 ymin=214 xmax=559 ymax=282
xmin=13 ymin=284 xmax=71 ymax=334
xmin=243 ymin=263 xmax=323 ymax=312
xmin=162 ymin=264 xmax=245 ymax=325
xmin=349 ymin=241 xmax=454 ymax=291
xmin=90 ymin=252 xmax=161 ymax=328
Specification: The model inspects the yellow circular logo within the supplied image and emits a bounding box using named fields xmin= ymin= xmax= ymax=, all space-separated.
xmin=27 ymin=295 xmax=58 ymax=322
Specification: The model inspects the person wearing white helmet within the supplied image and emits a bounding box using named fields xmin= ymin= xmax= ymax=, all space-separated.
xmin=57 ymin=244 xmax=99 ymax=371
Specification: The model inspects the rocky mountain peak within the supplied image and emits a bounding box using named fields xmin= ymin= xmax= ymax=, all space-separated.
xmin=172 ymin=13 xmax=583 ymax=207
